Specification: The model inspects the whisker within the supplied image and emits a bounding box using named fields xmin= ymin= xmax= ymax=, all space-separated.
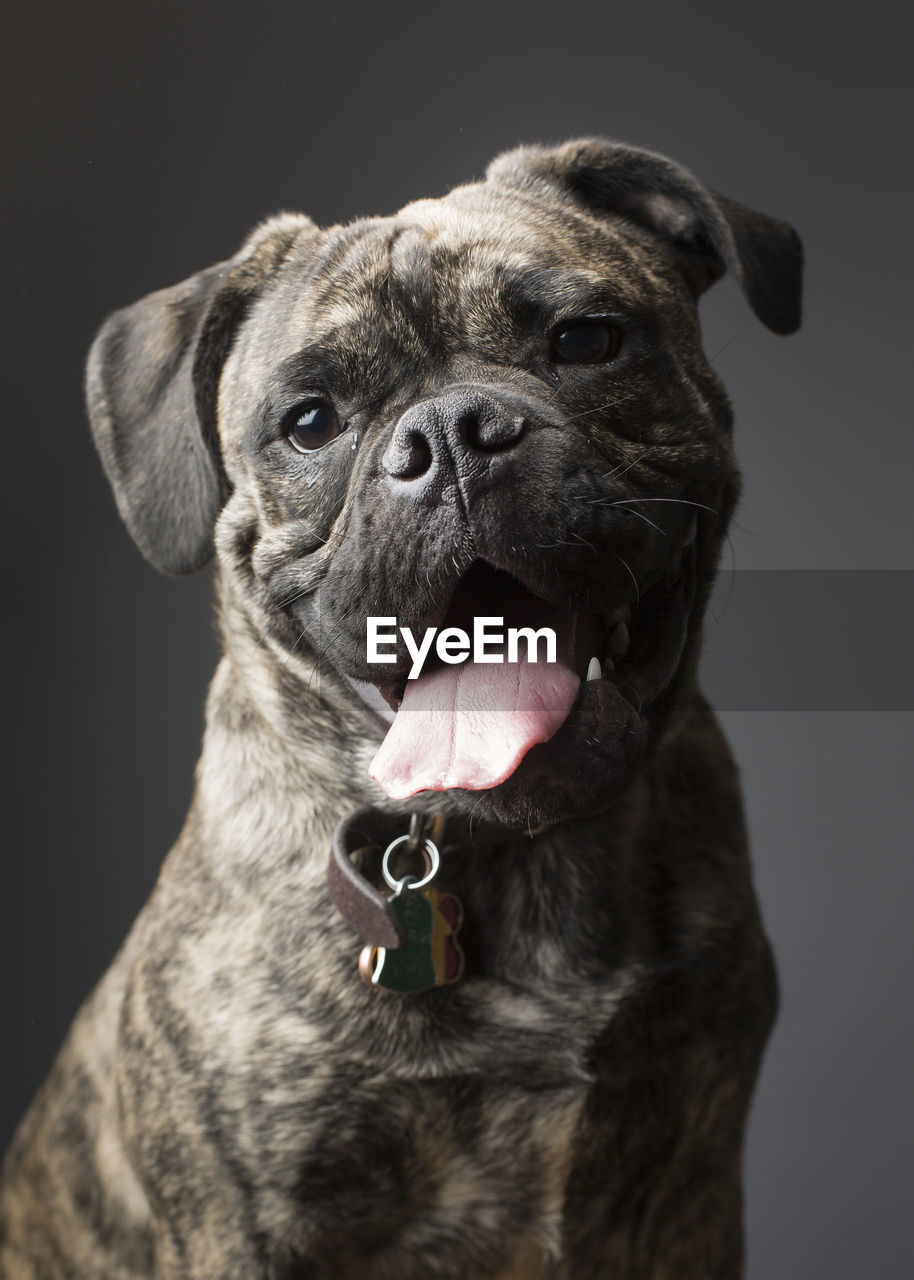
xmin=708 ymin=321 xmax=756 ymax=364
xmin=272 ymin=581 xmax=319 ymax=613
xmin=600 ymin=449 xmax=653 ymax=482
xmin=602 ymin=498 xmax=720 ymax=516
xmin=542 ymin=371 xmax=568 ymax=408
xmin=563 ymin=393 xmax=636 ymax=425
xmin=729 ymin=517 xmax=769 ymax=541
xmin=609 ymin=551 xmax=641 ymax=604
xmin=285 ymin=628 xmax=310 ymax=667
xmin=612 ymin=506 xmax=665 ymax=534
xmin=720 ymin=532 xmax=737 ymax=613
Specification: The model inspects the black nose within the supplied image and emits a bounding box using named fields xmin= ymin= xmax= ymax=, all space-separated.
xmin=382 ymin=390 xmax=527 ymax=489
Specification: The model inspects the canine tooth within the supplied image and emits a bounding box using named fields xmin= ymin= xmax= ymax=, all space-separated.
xmin=586 ymin=657 xmax=603 ymax=682
xmin=608 ymin=622 xmax=630 ymax=658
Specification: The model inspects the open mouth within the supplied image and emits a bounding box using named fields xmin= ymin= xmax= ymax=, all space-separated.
xmin=347 ymin=553 xmax=696 ymax=802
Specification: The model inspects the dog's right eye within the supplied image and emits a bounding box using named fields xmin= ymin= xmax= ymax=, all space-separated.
xmin=285 ymin=401 xmax=345 ymax=452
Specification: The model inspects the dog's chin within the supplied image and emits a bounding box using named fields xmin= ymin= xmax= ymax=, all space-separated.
xmin=329 ymin=553 xmax=699 ymax=831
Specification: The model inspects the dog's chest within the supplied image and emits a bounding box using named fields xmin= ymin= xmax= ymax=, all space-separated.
xmin=178 ymin=904 xmax=625 ymax=1277
xmin=145 ymin=833 xmax=636 ymax=1276
xmin=265 ymin=973 xmax=621 ymax=1278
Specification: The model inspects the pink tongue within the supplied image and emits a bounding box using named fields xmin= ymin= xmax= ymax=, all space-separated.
xmin=369 ymin=653 xmax=580 ymax=799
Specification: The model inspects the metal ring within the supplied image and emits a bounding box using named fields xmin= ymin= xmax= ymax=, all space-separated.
xmin=381 ymin=835 xmax=440 ymax=891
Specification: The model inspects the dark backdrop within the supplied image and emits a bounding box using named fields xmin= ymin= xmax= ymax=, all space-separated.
xmin=3 ymin=2 xmax=912 ymax=1275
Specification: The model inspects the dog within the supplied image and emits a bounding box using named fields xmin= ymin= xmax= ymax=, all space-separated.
xmin=0 ymin=138 xmax=801 ymax=1278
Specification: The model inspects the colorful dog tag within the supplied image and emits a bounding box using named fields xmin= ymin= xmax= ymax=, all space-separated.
xmin=359 ymin=882 xmax=464 ymax=993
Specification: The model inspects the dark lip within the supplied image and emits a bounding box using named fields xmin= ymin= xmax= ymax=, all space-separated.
xmin=623 ymin=548 xmax=697 ymax=704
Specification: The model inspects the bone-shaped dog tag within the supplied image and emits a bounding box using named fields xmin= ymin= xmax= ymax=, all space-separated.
xmin=359 ymin=883 xmax=464 ymax=994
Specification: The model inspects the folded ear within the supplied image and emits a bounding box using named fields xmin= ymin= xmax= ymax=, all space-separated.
xmin=86 ymin=213 xmax=317 ymax=574
xmin=486 ymin=138 xmax=802 ymax=335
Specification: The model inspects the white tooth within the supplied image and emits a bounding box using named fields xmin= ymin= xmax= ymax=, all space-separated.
xmin=586 ymin=656 xmax=603 ymax=682
xmin=608 ymin=622 xmax=630 ymax=658
xmin=603 ymin=658 xmax=616 ymax=673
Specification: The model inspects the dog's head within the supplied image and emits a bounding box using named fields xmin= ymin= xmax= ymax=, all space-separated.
xmin=87 ymin=139 xmax=801 ymax=829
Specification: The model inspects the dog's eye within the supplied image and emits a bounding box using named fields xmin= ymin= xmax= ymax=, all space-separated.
xmin=551 ymin=321 xmax=622 ymax=365
xmin=286 ymin=402 xmax=345 ymax=452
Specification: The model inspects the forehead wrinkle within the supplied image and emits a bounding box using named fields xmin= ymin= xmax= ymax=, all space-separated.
xmin=308 ymin=222 xmax=393 ymax=326
xmin=406 ymin=187 xmax=659 ymax=300
xmin=304 ymin=220 xmax=385 ymax=298
xmin=392 ymin=198 xmax=639 ymax=322
xmin=383 ymin=210 xmax=545 ymax=347
xmin=381 ymin=223 xmax=447 ymax=359
xmin=304 ymin=223 xmax=436 ymax=355
xmin=283 ymin=229 xmax=437 ymax=405
xmin=388 ymin=224 xmax=435 ymax=307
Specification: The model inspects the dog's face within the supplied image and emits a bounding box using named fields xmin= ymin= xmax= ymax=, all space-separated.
xmin=88 ymin=140 xmax=801 ymax=829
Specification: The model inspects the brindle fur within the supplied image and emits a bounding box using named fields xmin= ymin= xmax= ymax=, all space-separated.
xmin=0 ymin=139 xmax=800 ymax=1278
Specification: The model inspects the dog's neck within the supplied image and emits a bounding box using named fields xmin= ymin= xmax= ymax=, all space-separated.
xmin=177 ymin=599 xmax=669 ymax=988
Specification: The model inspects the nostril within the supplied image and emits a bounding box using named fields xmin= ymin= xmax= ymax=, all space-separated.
xmin=382 ymin=429 xmax=433 ymax=480
xmin=460 ymin=408 xmax=526 ymax=454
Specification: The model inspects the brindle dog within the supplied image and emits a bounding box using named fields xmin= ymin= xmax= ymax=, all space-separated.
xmin=0 ymin=139 xmax=801 ymax=1278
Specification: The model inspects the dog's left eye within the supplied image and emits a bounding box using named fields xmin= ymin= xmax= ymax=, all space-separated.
xmin=286 ymin=402 xmax=345 ymax=452
xmin=550 ymin=321 xmax=622 ymax=364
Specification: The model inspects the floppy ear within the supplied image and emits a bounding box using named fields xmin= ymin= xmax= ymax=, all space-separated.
xmin=486 ymin=138 xmax=802 ymax=335
xmin=86 ymin=213 xmax=317 ymax=575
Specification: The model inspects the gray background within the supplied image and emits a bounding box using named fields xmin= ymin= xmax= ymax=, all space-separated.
xmin=3 ymin=0 xmax=912 ymax=1274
